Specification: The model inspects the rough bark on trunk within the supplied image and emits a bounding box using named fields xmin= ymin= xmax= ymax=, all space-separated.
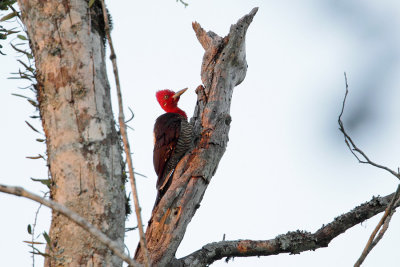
xmin=135 ymin=8 xmax=258 ymax=266
xmin=17 ymin=0 xmax=125 ymax=266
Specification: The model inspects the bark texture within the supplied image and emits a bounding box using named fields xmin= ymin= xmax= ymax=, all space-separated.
xmin=135 ymin=8 xmax=258 ymax=266
xmin=17 ymin=0 xmax=125 ymax=266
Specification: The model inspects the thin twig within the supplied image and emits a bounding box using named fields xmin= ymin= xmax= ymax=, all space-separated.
xmin=354 ymin=184 xmax=400 ymax=267
xmin=99 ymin=1 xmax=150 ymax=266
xmin=125 ymin=107 xmax=135 ymax=123
xmin=30 ymin=191 xmax=48 ymax=267
xmin=126 ymin=225 xmax=140 ymax=232
xmin=0 ymin=184 xmax=141 ymax=267
xmin=338 ymin=73 xmax=400 ymax=180
xmin=338 ymin=73 xmax=400 ymax=266
xmin=134 ymin=171 xmax=147 ymax=178
xmin=368 ymin=212 xmax=393 ymax=252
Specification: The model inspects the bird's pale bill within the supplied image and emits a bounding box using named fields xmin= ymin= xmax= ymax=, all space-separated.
xmin=172 ymin=88 xmax=188 ymax=99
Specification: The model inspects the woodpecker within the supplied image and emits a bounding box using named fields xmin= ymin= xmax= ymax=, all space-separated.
xmin=153 ymin=88 xmax=192 ymax=206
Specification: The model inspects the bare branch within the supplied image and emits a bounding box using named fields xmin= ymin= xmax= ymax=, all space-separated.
xmin=354 ymin=184 xmax=400 ymax=266
xmin=99 ymin=1 xmax=150 ymax=266
xmin=339 ymin=73 xmax=400 ymax=265
xmin=0 ymin=184 xmax=141 ymax=267
xmin=179 ymin=192 xmax=400 ymax=266
xmin=338 ymin=73 xmax=400 ymax=180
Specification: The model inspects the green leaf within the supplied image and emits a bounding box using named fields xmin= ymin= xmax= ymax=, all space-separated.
xmin=25 ymin=121 xmax=40 ymax=133
xmin=7 ymin=30 xmax=19 ymax=34
xmin=23 ymin=240 xmax=45 ymax=245
xmin=17 ymin=59 xmax=34 ymax=72
xmin=89 ymin=0 xmax=96 ymax=8
xmin=31 ymin=178 xmax=51 ymax=188
xmin=28 ymin=99 xmax=38 ymax=107
xmin=29 ymin=251 xmax=51 ymax=257
xmin=26 ymin=155 xmax=43 ymax=159
xmin=17 ymin=34 xmax=27 ymax=40
xmin=176 ymin=0 xmax=188 ymax=7
xmin=0 ymin=0 xmax=17 ymax=10
xmin=11 ymin=93 xmax=30 ymax=99
xmin=27 ymin=224 xmax=32 ymax=234
xmin=0 ymin=11 xmax=17 ymax=22
xmin=43 ymin=232 xmax=51 ymax=247
xmin=10 ymin=43 xmax=31 ymax=58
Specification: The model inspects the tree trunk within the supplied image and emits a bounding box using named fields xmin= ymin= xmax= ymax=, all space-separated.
xmin=135 ymin=8 xmax=258 ymax=266
xmin=17 ymin=0 xmax=126 ymax=266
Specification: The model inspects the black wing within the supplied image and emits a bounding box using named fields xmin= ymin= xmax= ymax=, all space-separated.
xmin=153 ymin=113 xmax=183 ymax=190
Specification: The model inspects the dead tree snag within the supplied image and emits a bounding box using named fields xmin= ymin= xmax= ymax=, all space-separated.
xmin=135 ymin=7 xmax=258 ymax=266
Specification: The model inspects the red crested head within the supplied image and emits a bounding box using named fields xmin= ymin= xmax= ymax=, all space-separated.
xmin=156 ymin=88 xmax=188 ymax=118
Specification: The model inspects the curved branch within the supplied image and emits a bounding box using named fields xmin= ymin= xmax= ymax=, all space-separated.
xmin=0 ymin=184 xmax=141 ymax=267
xmin=179 ymin=192 xmax=400 ymax=266
xmin=338 ymin=73 xmax=400 ymax=180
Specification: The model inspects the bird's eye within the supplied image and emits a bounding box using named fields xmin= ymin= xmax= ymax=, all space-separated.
xmin=164 ymin=95 xmax=169 ymax=100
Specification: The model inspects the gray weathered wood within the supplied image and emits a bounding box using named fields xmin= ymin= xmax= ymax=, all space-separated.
xmin=135 ymin=7 xmax=258 ymax=266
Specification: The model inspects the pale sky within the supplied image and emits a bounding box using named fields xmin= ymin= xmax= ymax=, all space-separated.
xmin=1 ymin=1 xmax=400 ymax=266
